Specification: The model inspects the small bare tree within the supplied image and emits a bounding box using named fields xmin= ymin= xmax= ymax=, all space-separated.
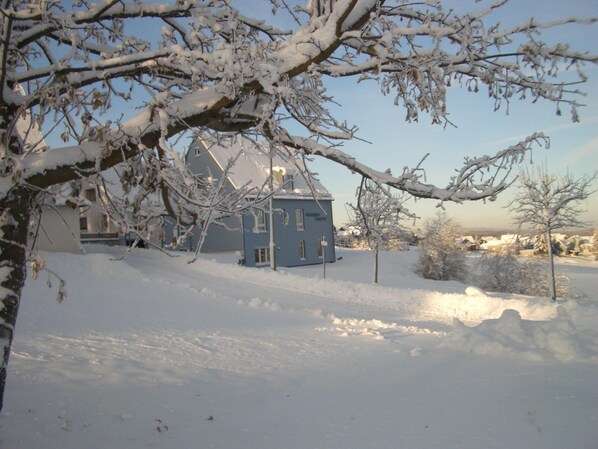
xmin=348 ymin=172 xmax=411 ymax=283
xmin=509 ymin=168 xmax=597 ymax=301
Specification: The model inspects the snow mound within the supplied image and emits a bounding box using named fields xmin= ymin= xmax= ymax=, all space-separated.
xmin=239 ymin=297 xmax=281 ymax=311
xmin=444 ymin=307 xmax=598 ymax=362
xmin=465 ymin=286 xmax=486 ymax=296
xmin=317 ymin=315 xmax=447 ymax=340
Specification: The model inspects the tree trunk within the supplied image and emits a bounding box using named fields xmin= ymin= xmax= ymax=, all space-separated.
xmin=0 ymin=187 xmax=34 ymax=411
xmin=546 ymin=229 xmax=557 ymax=301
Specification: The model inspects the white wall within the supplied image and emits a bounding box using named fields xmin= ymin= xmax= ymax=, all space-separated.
xmin=31 ymin=206 xmax=83 ymax=254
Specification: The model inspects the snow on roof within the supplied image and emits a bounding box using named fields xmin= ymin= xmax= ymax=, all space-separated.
xmin=14 ymin=85 xmax=71 ymax=205
xmin=192 ymin=136 xmax=333 ymax=200
xmin=15 ymin=84 xmax=46 ymax=154
xmin=96 ymin=166 xmax=163 ymax=210
xmin=43 ymin=183 xmax=75 ymax=207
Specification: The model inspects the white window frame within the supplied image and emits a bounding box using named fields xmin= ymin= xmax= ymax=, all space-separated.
xmin=283 ymin=174 xmax=294 ymax=190
xmin=295 ymin=208 xmax=304 ymax=231
xmin=280 ymin=208 xmax=289 ymax=226
xmin=298 ymin=240 xmax=306 ymax=260
xmin=255 ymin=210 xmax=266 ymax=232
xmin=254 ymin=247 xmax=270 ymax=265
xmin=85 ymin=188 xmax=96 ymax=202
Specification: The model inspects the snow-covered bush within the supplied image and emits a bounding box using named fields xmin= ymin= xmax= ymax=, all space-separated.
xmin=534 ymin=232 xmax=569 ymax=256
xmin=533 ymin=232 xmax=549 ymax=255
xmin=471 ymin=252 xmax=569 ymax=297
xmin=567 ymin=236 xmax=582 ymax=256
xmin=415 ymin=213 xmax=466 ymax=281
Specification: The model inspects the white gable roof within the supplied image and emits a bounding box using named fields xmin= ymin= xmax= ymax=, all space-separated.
xmin=15 ymin=85 xmax=70 ymax=205
xmin=15 ymin=84 xmax=46 ymax=154
xmin=193 ymin=136 xmax=333 ymax=200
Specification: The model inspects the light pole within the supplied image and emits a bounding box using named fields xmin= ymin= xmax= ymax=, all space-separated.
xmin=269 ymin=149 xmax=276 ymax=271
xmin=321 ymin=236 xmax=328 ymax=279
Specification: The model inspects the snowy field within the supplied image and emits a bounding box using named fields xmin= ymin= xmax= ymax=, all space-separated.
xmin=1 ymin=246 xmax=597 ymax=449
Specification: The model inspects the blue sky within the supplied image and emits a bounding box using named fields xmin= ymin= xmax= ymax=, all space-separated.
xmin=315 ymin=66 xmax=598 ymax=229
xmin=44 ymin=1 xmax=597 ymax=231
xmin=104 ymin=0 xmax=598 ymax=230
xmin=294 ymin=0 xmax=598 ymax=229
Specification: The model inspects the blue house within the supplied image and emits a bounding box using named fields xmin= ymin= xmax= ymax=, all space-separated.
xmin=185 ymin=137 xmax=336 ymax=267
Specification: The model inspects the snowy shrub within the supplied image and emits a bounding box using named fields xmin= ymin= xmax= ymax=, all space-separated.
xmin=384 ymin=236 xmax=410 ymax=251
xmin=471 ymin=252 xmax=569 ymax=297
xmin=567 ymin=236 xmax=582 ymax=256
xmin=533 ymin=233 xmax=566 ymax=256
xmin=533 ymin=233 xmax=551 ymax=255
xmin=415 ymin=213 xmax=466 ymax=281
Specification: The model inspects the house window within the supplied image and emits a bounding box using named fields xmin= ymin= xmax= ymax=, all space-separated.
xmin=295 ymin=209 xmax=304 ymax=231
xmin=254 ymin=247 xmax=270 ymax=265
xmin=85 ymin=188 xmax=96 ymax=202
xmin=298 ymin=240 xmax=306 ymax=260
xmin=79 ymin=216 xmax=88 ymax=231
xmin=281 ymin=208 xmax=289 ymax=226
xmin=102 ymin=214 xmax=110 ymax=231
xmin=283 ymin=174 xmax=294 ymax=190
xmin=255 ymin=210 xmax=266 ymax=232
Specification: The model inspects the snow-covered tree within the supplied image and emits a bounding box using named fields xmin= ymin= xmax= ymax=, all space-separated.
xmin=347 ymin=172 xmax=410 ymax=283
xmin=415 ymin=212 xmax=466 ymax=281
xmin=0 ymin=0 xmax=596 ymax=410
xmin=509 ymin=168 xmax=597 ymax=301
xmin=95 ymin=150 xmax=258 ymax=256
xmin=533 ymin=229 xmax=549 ymax=255
xmin=566 ymin=236 xmax=583 ymax=256
xmin=471 ymin=251 xmax=569 ymax=297
xmin=532 ymin=228 xmax=565 ymax=256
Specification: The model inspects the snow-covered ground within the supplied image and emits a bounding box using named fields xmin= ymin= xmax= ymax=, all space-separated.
xmin=1 ymin=246 xmax=597 ymax=449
